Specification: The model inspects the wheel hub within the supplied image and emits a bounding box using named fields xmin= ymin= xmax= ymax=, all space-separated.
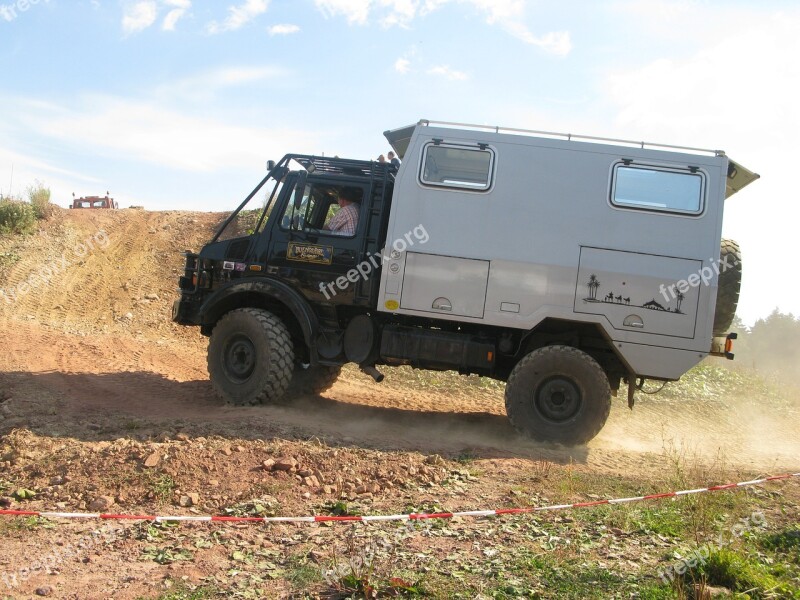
xmin=535 ymin=377 xmax=582 ymax=423
xmin=223 ymin=334 xmax=256 ymax=382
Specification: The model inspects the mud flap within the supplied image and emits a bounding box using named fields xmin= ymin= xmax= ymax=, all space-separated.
xmin=627 ymin=372 xmax=636 ymax=409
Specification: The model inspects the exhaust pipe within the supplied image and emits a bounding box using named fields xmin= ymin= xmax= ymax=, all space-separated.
xmin=360 ymin=365 xmax=384 ymax=383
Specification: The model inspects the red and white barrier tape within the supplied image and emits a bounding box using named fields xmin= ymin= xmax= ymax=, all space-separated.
xmin=1 ymin=473 xmax=797 ymax=525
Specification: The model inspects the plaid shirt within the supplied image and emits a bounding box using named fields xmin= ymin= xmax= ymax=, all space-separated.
xmin=326 ymin=202 xmax=359 ymax=235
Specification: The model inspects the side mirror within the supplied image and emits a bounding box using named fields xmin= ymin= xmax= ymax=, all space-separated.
xmin=267 ymin=160 xmax=276 ymax=172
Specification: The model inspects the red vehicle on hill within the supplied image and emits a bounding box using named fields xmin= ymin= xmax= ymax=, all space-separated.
xmin=70 ymin=193 xmax=118 ymax=209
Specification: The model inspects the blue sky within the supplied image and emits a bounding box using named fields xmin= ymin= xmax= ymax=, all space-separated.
xmin=1 ymin=0 xmax=799 ymax=324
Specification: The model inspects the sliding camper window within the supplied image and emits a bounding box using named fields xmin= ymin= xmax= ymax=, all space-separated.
xmin=419 ymin=143 xmax=494 ymax=191
xmin=611 ymin=163 xmax=705 ymax=215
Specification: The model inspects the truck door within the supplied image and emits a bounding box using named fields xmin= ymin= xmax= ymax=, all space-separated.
xmin=265 ymin=175 xmax=370 ymax=306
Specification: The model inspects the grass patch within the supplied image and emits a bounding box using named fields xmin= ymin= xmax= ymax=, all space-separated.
xmin=141 ymin=583 xmax=220 ymax=599
xmin=286 ymin=552 xmax=323 ymax=591
xmin=0 ymin=515 xmax=53 ymax=533
xmin=685 ymin=545 xmax=798 ymax=598
xmin=147 ymin=473 xmax=177 ymax=503
xmin=509 ymin=552 xmax=628 ymax=599
xmin=630 ymin=504 xmax=688 ymax=538
xmin=0 ymin=251 xmax=20 ymax=271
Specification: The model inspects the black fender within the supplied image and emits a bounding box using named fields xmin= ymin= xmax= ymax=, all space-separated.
xmin=199 ymin=277 xmax=319 ymax=356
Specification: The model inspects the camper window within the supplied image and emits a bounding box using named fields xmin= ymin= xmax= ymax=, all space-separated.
xmin=611 ymin=164 xmax=705 ymax=215
xmin=419 ymin=143 xmax=494 ymax=191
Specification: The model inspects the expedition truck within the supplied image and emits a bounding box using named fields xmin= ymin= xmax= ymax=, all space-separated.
xmin=173 ymin=120 xmax=758 ymax=445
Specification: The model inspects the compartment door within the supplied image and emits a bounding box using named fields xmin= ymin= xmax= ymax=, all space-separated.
xmin=400 ymin=253 xmax=489 ymax=319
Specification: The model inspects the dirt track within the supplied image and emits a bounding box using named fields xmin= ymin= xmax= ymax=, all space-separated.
xmin=1 ymin=209 xmax=799 ymax=599
xmin=1 ymin=209 xmax=797 ymax=474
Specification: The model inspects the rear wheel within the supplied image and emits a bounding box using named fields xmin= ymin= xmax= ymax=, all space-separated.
xmin=505 ymin=345 xmax=611 ymax=445
xmin=285 ymin=364 xmax=341 ymax=399
xmin=207 ymin=308 xmax=294 ymax=405
xmin=713 ymin=239 xmax=742 ymax=335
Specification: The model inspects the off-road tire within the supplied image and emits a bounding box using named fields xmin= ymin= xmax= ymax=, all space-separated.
xmin=207 ymin=308 xmax=294 ymax=405
xmin=713 ymin=239 xmax=742 ymax=336
xmin=505 ymin=345 xmax=611 ymax=445
xmin=285 ymin=364 xmax=341 ymax=399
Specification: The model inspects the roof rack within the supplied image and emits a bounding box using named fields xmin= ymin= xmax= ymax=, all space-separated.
xmin=291 ymin=155 xmax=395 ymax=178
xmin=417 ymin=119 xmax=724 ymax=157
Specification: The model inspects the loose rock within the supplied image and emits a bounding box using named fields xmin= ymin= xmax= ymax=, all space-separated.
xmin=273 ymin=457 xmax=298 ymax=472
xmin=88 ymin=496 xmax=114 ymax=511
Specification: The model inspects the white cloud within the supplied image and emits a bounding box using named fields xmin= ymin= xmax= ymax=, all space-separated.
xmin=152 ymin=66 xmax=285 ymax=102
xmin=314 ymin=0 xmax=372 ymax=25
xmin=0 ymin=145 xmax=100 ymax=186
xmin=12 ymin=94 xmax=313 ymax=172
xmin=207 ymin=0 xmax=270 ymax=34
xmin=163 ymin=10 xmax=187 ymax=31
xmin=504 ymin=24 xmax=571 ymax=56
xmin=162 ymin=0 xmax=191 ymax=32
xmin=465 ymin=0 xmax=571 ymax=55
xmin=427 ymin=65 xmax=468 ymax=81
xmin=603 ymin=8 xmax=800 ymax=323
xmin=378 ymin=0 xmax=417 ymax=27
xmin=122 ymin=0 xmax=191 ymax=34
xmin=312 ymin=0 xmax=571 ymax=55
xmin=394 ymin=57 xmax=411 ymax=74
xmin=267 ymin=23 xmax=300 ymax=36
xmin=122 ymin=1 xmax=158 ymax=35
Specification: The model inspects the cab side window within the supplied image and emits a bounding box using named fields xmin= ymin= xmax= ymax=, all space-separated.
xmin=280 ymin=184 xmax=363 ymax=237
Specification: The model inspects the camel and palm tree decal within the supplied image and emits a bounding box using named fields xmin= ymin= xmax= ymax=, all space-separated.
xmin=583 ymin=274 xmax=685 ymax=314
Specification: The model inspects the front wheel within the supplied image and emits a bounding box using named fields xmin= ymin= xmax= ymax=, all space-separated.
xmin=505 ymin=345 xmax=611 ymax=445
xmin=207 ymin=308 xmax=295 ymax=405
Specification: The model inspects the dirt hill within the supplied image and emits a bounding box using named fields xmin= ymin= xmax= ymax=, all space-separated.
xmin=0 ymin=208 xmax=798 ymax=599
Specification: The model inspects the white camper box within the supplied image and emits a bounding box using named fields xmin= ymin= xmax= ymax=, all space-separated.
xmin=380 ymin=121 xmax=755 ymax=380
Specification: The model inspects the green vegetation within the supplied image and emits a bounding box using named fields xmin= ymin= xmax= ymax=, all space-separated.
xmin=0 ymin=198 xmax=37 ymax=235
xmin=147 ymin=473 xmax=176 ymax=503
xmin=140 ymin=583 xmax=220 ymax=600
xmin=0 ymin=180 xmax=53 ymax=236
xmin=685 ymin=543 xmax=800 ymax=598
xmin=27 ymin=180 xmax=53 ymax=219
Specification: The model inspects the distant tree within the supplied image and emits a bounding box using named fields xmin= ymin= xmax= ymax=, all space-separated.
xmin=743 ymin=309 xmax=800 ymax=386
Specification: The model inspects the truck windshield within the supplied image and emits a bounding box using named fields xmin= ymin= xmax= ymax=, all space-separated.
xmin=215 ymin=173 xmax=287 ymax=242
